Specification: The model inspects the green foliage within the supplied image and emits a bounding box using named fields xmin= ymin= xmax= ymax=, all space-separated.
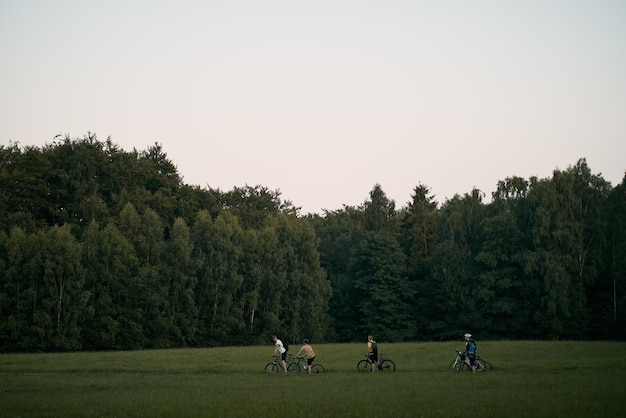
xmin=0 ymin=135 xmax=624 ymax=351
xmin=165 ymin=218 xmax=198 ymax=346
xmin=354 ymin=232 xmax=412 ymax=341
xmin=0 ymin=143 xmax=54 ymax=231
xmin=277 ymin=213 xmax=332 ymax=345
xmin=591 ymin=173 xmax=626 ymax=338
xmin=309 ymin=206 xmax=363 ymax=342
xmin=0 ymin=136 xmax=334 ymax=351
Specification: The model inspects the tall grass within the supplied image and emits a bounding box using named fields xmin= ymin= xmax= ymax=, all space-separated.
xmin=1 ymin=341 xmax=624 ymax=417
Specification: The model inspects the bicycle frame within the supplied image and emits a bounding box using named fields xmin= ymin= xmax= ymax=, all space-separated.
xmin=294 ymin=360 xmax=308 ymax=372
xmin=264 ymin=354 xmax=290 ymax=375
xmin=288 ymin=355 xmax=325 ymax=374
xmin=450 ymin=349 xmax=492 ymax=372
xmin=449 ymin=350 xmax=465 ymax=370
xmin=357 ymin=353 xmax=396 ymax=372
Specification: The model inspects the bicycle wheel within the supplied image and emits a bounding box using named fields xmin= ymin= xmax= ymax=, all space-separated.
xmin=477 ymin=359 xmax=493 ymax=371
xmin=449 ymin=359 xmax=458 ymax=370
xmin=379 ymin=359 xmax=396 ymax=372
xmin=357 ymin=359 xmax=370 ymax=372
xmin=265 ymin=362 xmax=281 ymax=375
xmin=454 ymin=361 xmax=468 ymax=372
xmin=311 ymin=364 xmax=325 ymax=374
xmin=287 ymin=362 xmax=300 ymax=373
xmin=474 ymin=358 xmax=487 ymax=372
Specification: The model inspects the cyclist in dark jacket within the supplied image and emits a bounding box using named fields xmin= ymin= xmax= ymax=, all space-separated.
xmin=464 ymin=333 xmax=477 ymax=372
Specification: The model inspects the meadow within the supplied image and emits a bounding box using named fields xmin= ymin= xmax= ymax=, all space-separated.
xmin=1 ymin=341 xmax=624 ymax=417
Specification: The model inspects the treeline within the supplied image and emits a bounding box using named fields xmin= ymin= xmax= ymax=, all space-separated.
xmin=312 ymin=169 xmax=625 ymax=342
xmin=0 ymin=135 xmax=330 ymax=351
xmin=0 ymin=135 xmax=624 ymax=351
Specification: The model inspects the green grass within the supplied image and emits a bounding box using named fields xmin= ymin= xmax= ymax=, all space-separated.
xmin=1 ymin=341 xmax=624 ymax=417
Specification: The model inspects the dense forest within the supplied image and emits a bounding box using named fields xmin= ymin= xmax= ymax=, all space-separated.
xmin=1 ymin=134 xmax=624 ymax=352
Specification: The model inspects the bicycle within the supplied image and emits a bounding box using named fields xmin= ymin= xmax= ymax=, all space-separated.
xmin=287 ymin=355 xmax=325 ymax=374
xmin=357 ymin=353 xmax=396 ymax=372
xmin=449 ymin=349 xmax=493 ymax=372
xmin=265 ymin=353 xmax=290 ymax=375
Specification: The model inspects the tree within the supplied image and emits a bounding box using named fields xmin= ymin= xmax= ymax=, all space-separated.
xmin=592 ymin=172 xmax=626 ymax=338
xmin=221 ymin=185 xmax=282 ymax=229
xmin=308 ymin=206 xmax=362 ymax=342
xmin=0 ymin=143 xmax=54 ymax=231
xmin=566 ymin=160 xmax=611 ymax=325
xmin=165 ymin=218 xmax=198 ymax=346
xmin=41 ymin=225 xmax=89 ymax=350
xmin=524 ymin=160 xmax=611 ymax=338
xmin=137 ymin=208 xmax=169 ymax=348
xmin=352 ymin=185 xmax=412 ymax=341
xmin=254 ymin=216 xmax=289 ymax=342
xmin=41 ymin=133 xmax=115 ymax=228
xmin=399 ymin=184 xmax=439 ymax=339
xmin=236 ymin=227 xmax=265 ymax=344
xmin=354 ymin=231 xmax=411 ymax=341
xmin=0 ymin=227 xmax=46 ymax=350
xmin=428 ymin=189 xmax=486 ymax=339
xmin=192 ymin=210 xmax=244 ymax=345
xmin=277 ymin=213 xmax=332 ymax=344
xmin=207 ymin=212 xmax=244 ymax=344
xmin=361 ymin=184 xmax=397 ymax=233
xmin=112 ymin=204 xmax=148 ymax=346
xmin=475 ymin=177 xmax=531 ymax=338
xmin=81 ymin=221 xmax=139 ymax=349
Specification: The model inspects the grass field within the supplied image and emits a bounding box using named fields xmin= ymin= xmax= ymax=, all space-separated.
xmin=1 ymin=341 xmax=624 ymax=417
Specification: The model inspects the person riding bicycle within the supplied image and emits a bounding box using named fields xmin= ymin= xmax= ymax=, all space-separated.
xmin=272 ymin=335 xmax=288 ymax=373
xmin=295 ymin=338 xmax=316 ymax=374
xmin=464 ymin=333 xmax=477 ymax=373
xmin=367 ymin=335 xmax=379 ymax=372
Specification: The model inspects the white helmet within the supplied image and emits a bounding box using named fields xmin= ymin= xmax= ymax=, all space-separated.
xmin=464 ymin=333 xmax=472 ymax=338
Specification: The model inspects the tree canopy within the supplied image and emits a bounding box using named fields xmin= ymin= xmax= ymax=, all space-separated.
xmin=1 ymin=134 xmax=624 ymax=351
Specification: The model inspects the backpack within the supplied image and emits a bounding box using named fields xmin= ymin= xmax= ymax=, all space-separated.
xmin=371 ymin=340 xmax=378 ymax=354
xmin=283 ymin=340 xmax=289 ymax=352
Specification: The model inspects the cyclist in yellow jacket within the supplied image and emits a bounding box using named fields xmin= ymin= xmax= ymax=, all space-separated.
xmin=367 ymin=335 xmax=379 ymax=372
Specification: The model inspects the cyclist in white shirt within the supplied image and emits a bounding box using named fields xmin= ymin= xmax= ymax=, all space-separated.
xmin=272 ymin=335 xmax=288 ymax=373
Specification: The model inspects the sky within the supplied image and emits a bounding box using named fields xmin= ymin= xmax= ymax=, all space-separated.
xmin=1 ymin=0 xmax=625 ymax=214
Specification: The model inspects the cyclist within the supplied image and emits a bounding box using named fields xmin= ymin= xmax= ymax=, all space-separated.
xmin=464 ymin=333 xmax=477 ymax=372
xmin=295 ymin=339 xmax=316 ymax=374
xmin=367 ymin=335 xmax=379 ymax=372
xmin=272 ymin=335 xmax=288 ymax=373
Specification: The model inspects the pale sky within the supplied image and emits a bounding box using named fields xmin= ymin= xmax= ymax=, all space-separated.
xmin=1 ymin=0 xmax=625 ymax=214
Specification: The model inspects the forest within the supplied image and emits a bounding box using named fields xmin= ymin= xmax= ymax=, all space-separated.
xmin=0 ymin=134 xmax=624 ymax=352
